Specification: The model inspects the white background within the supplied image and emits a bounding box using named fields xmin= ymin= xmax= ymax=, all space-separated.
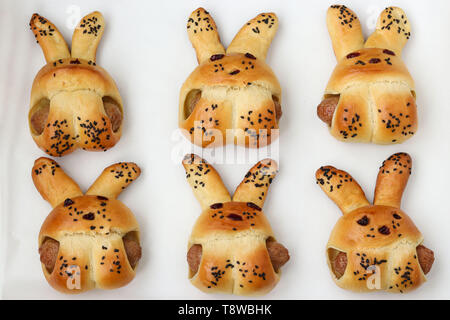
xmin=0 ymin=0 xmax=449 ymax=300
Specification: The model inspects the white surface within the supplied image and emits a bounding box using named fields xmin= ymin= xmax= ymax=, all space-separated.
xmin=0 ymin=0 xmax=449 ymax=299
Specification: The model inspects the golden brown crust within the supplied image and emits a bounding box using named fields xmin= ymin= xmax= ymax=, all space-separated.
xmin=180 ymin=9 xmax=281 ymax=148
xmin=374 ymin=153 xmax=412 ymax=207
xmin=187 ymin=8 xmax=225 ymax=64
xmin=182 ymin=154 xmax=231 ymax=210
xmin=29 ymin=14 xmax=70 ymax=63
xmin=86 ymin=162 xmax=141 ymax=199
xmin=318 ymin=153 xmax=431 ymax=293
xmin=32 ymin=157 xmax=83 ymax=208
xmin=190 ymin=202 xmax=274 ymax=240
xmin=322 ymin=6 xmax=416 ymax=144
xmin=327 ymin=5 xmax=364 ymax=61
xmin=316 ymin=166 xmax=369 ymax=215
xmin=29 ymin=12 xmax=123 ymax=156
xmin=365 ymin=7 xmax=411 ymax=57
xmin=33 ymin=159 xmax=141 ymax=294
xmin=71 ymin=12 xmax=104 ymax=62
xmin=233 ymin=159 xmax=278 ymax=208
xmin=184 ymin=155 xmax=287 ymax=296
xmin=189 ymin=236 xmax=278 ymax=296
xmin=227 ymin=13 xmax=278 ymax=60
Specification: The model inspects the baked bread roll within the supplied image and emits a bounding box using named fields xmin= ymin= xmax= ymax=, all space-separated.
xmin=316 ymin=153 xmax=434 ymax=293
xmin=179 ymin=8 xmax=282 ymax=148
xmin=29 ymin=12 xmax=123 ymax=156
xmin=32 ymin=157 xmax=141 ymax=293
xmin=182 ymin=154 xmax=289 ymax=295
xmin=318 ymin=5 xmax=417 ymax=144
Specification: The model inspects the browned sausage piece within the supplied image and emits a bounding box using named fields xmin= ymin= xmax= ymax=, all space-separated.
xmin=273 ymin=96 xmax=282 ymax=122
xmin=123 ymin=238 xmax=142 ymax=269
xmin=266 ymin=239 xmax=290 ymax=272
xmin=39 ymin=238 xmax=59 ymax=273
xmin=184 ymin=90 xmax=202 ymax=120
xmin=417 ymin=245 xmax=434 ymax=275
xmin=317 ymin=96 xmax=339 ymax=126
xmin=187 ymin=244 xmax=202 ymax=273
xmin=333 ymin=252 xmax=347 ymax=278
xmin=30 ymin=103 xmax=50 ymax=135
xmin=103 ymin=97 xmax=123 ymax=132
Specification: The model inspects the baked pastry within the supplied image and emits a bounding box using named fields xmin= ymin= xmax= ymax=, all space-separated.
xmin=183 ymin=154 xmax=289 ymax=295
xmin=317 ymin=5 xmax=417 ymax=144
xmin=316 ymin=153 xmax=434 ymax=293
xmin=32 ymin=157 xmax=141 ymax=293
xmin=29 ymin=11 xmax=123 ymax=156
xmin=179 ymin=8 xmax=281 ymax=148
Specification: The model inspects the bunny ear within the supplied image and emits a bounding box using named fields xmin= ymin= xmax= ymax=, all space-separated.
xmin=365 ymin=7 xmax=411 ymax=56
xmin=187 ymin=8 xmax=225 ymax=64
xmin=227 ymin=12 xmax=278 ymax=60
xmin=71 ymin=11 xmax=105 ymax=62
xmin=374 ymin=153 xmax=412 ymax=208
xmin=86 ymin=162 xmax=141 ymax=199
xmin=32 ymin=157 xmax=83 ymax=208
xmin=316 ymin=166 xmax=369 ymax=215
xmin=326 ymin=5 xmax=364 ymax=60
xmin=29 ymin=13 xmax=70 ymax=63
xmin=232 ymin=159 xmax=278 ymax=208
xmin=182 ymin=154 xmax=231 ymax=210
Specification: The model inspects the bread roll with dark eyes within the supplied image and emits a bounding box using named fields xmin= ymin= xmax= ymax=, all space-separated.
xmin=32 ymin=157 xmax=142 ymax=294
xmin=29 ymin=11 xmax=124 ymax=156
xmin=319 ymin=5 xmax=417 ymax=144
xmin=317 ymin=153 xmax=434 ymax=293
xmin=183 ymin=154 xmax=289 ymax=296
xmin=179 ymin=8 xmax=282 ymax=148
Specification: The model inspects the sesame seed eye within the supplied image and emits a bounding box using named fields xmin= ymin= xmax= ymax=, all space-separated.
xmin=356 ymin=216 xmax=370 ymax=226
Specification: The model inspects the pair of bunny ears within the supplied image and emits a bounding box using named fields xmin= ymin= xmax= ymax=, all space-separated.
xmin=316 ymin=153 xmax=412 ymax=215
xmin=32 ymin=158 xmax=141 ymax=208
xmin=187 ymin=8 xmax=278 ymax=64
xmin=327 ymin=6 xmax=411 ymax=60
xmin=30 ymin=11 xmax=105 ymax=64
xmin=182 ymin=154 xmax=278 ymax=211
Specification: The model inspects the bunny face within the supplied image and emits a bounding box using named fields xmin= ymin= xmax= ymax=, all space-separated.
xmin=327 ymin=206 xmax=424 ymax=293
xmin=32 ymin=158 xmax=141 ymax=294
xmin=183 ymin=154 xmax=289 ymax=296
xmin=320 ymin=6 xmax=417 ymax=144
xmin=29 ymin=12 xmax=123 ymax=157
xmin=179 ymin=8 xmax=281 ymax=148
xmin=316 ymin=153 xmax=433 ymax=293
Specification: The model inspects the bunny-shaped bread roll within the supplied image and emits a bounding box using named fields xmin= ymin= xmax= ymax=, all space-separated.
xmin=179 ymin=8 xmax=281 ymax=148
xmin=316 ymin=153 xmax=434 ymax=293
xmin=317 ymin=6 xmax=417 ymax=144
xmin=29 ymin=12 xmax=123 ymax=156
xmin=182 ymin=154 xmax=289 ymax=295
xmin=32 ymin=158 xmax=141 ymax=293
